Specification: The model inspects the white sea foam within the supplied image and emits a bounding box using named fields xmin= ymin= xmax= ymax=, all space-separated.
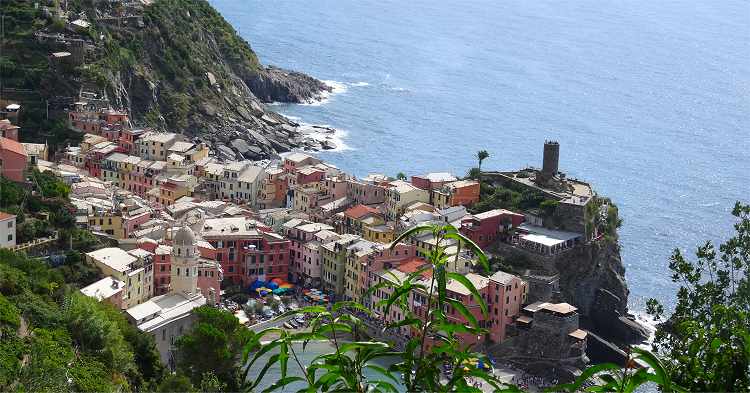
xmin=632 ymin=310 xmax=659 ymax=352
xmin=349 ymin=81 xmax=370 ymax=87
xmin=296 ymin=122 xmax=352 ymax=152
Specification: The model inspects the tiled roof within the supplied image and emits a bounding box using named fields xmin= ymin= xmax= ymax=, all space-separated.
xmin=344 ymin=204 xmax=379 ymax=220
xmin=0 ymin=137 xmax=26 ymax=156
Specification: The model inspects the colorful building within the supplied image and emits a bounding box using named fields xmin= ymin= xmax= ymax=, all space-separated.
xmin=86 ymin=247 xmax=149 ymax=309
xmin=459 ymin=209 xmax=525 ymax=249
xmin=0 ymin=137 xmax=27 ymax=182
xmin=200 ymin=217 xmax=291 ymax=286
xmin=411 ymin=172 xmax=457 ymax=192
xmin=431 ymin=180 xmax=480 ymax=209
xmin=385 ymin=180 xmax=430 ymax=221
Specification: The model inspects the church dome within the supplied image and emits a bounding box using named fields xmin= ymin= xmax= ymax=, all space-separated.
xmin=174 ymin=225 xmax=196 ymax=247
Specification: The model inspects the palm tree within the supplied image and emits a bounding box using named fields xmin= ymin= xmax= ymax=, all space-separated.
xmin=476 ymin=150 xmax=489 ymax=173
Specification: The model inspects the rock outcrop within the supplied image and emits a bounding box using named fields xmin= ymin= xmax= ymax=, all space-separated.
xmin=246 ymin=66 xmax=331 ymax=103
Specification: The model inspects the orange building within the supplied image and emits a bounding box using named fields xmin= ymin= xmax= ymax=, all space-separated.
xmin=431 ymin=180 xmax=480 ymax=209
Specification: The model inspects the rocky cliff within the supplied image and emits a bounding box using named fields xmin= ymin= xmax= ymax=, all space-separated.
xmin=2 ymin=0 xmax=330 ymax=159
xmin=490 ymin=223 xmax=647 ymax=346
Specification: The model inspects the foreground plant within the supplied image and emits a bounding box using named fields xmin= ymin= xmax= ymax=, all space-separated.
xmin=645 ymin=201 xmax=750 ymax=391
xmin=553 ymin=347 xmax=685 ymax=393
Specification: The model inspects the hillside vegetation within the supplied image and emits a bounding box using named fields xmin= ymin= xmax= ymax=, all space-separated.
xmin=1 ymin=0 xmax=328 ymax=158
xmin=0 ymin=248 xmax=164 ymax=392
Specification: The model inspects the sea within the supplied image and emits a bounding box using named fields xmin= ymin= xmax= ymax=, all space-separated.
xmin=209 ymin=0 xmax=749 ymax=317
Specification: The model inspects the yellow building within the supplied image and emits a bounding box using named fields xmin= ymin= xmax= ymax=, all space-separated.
xmin=156 ymin=175 xmax=196 ymax=206
xmin=343 ymin=240 xmax=379 ymax=302
xmin=320 ymin=234 xmax=360 ymax=298
xmin=385 ymin=180 xmax=430 ymax=221
xmin=88 ymin=211 xmax=126 ymax=238
xmin=363 ymin=224 xmax=396 ymax=244
xmin=86 ymin=247 xmax=148 ymax=309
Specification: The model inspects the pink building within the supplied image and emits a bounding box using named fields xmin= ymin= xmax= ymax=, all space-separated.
xmin=200 ymin=217 xmax=291 ymax=286
xmin=118 ymin=128 xmax=147 ymax=154
xmin=294 ymin=166 xmax=325 ymax=187
xmin=299 ymin=230 xmax=339 ymax=286
xmin=369 ymin=258 xmax=432 ymax=337
xmin=413 ymin=270 xmax=527 ymax=345
xmin=460 ymin=209 xmax=525 ymax=249
xmin=197 ymin=259 xmax=222 ymax=302
xmin=357 ymin=243 xmax=418 ymax=308
xmin=123 ymin=209 xmax=152 ymax=238
xmin=0 ymin=137 xmax=27 ymax=182
xmin=346 ymin=178 xmax=388 ymax=205
xmin=285 ymin=221 xmax=335 ymax=283
xmin=152 ymin=245 xmax=172 ymax=295
xmin=146 ymin=240 xmax=222 ymax=298
xmin=282 ymin=152 xmax=321 ymax=174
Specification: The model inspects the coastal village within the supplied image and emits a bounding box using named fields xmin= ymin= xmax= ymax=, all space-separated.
xmin=0 ymin=101 xmax=619 ymax=384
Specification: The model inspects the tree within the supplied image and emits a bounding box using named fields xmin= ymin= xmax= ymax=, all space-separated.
xmin=200 ymin=371 xmax=227 ymax=393
xmin=396 ymin=172 xmax=407 ymax=181
xmin=175 ymin=306 xmax=251 ymax=391
xmin=157 ymin=374 xmax=195 ymax=393
xmin=466 ymin=167 xmax=481 ymax=180
xmin=476 ymin=150 xmax=489 ymax=172
xmin=646 ymin=202 xmax=750 ymax=391
xmin=539 ymin=199 xmax=559 ymax=218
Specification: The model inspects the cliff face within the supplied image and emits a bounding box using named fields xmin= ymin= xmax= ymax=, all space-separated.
xmin=491 ymin=230 xmax=646 ymax=345
xmin=554 ymin=240 xmax=628 ymax=317
xmin=3 ymin=0 xmax=330 ymax=159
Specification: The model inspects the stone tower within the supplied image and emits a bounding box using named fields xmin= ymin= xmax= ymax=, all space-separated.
xmin=170 ymin=225 xmax=198 ymax=295
xmin=542 ymin=141 xmax=560 ymax=179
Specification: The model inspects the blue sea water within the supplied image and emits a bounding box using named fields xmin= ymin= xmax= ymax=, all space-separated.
xmin=210 ymin=0 xmax=749 ymax=312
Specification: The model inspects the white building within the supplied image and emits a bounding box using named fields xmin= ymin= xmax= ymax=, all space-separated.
xmin=80 ymin=276 xmax=125 ymax=308
xmin=0 ymin=212 xmax=17 ymax=248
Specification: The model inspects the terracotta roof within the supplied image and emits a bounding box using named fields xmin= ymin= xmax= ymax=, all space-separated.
xmin=0 ymin=137 xmax=26 ymax=156
xmin=568 ymin=329 xmax=588 ymax=340
xmin=540 ymin=302 xmax=578 ymax=315
xmin=396 ymin=257 xmax=432 ymax=279
xmin=0 ymin=212 xmax=16 ymax=220
xmin=344 ymin=204 xmax=379 ymax=220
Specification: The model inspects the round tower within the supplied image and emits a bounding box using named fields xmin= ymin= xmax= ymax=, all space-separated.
xmin=542 ymin=141 xmax=560 ymax=179
xmin=170 ymin=225 xmax=198 ymax=295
